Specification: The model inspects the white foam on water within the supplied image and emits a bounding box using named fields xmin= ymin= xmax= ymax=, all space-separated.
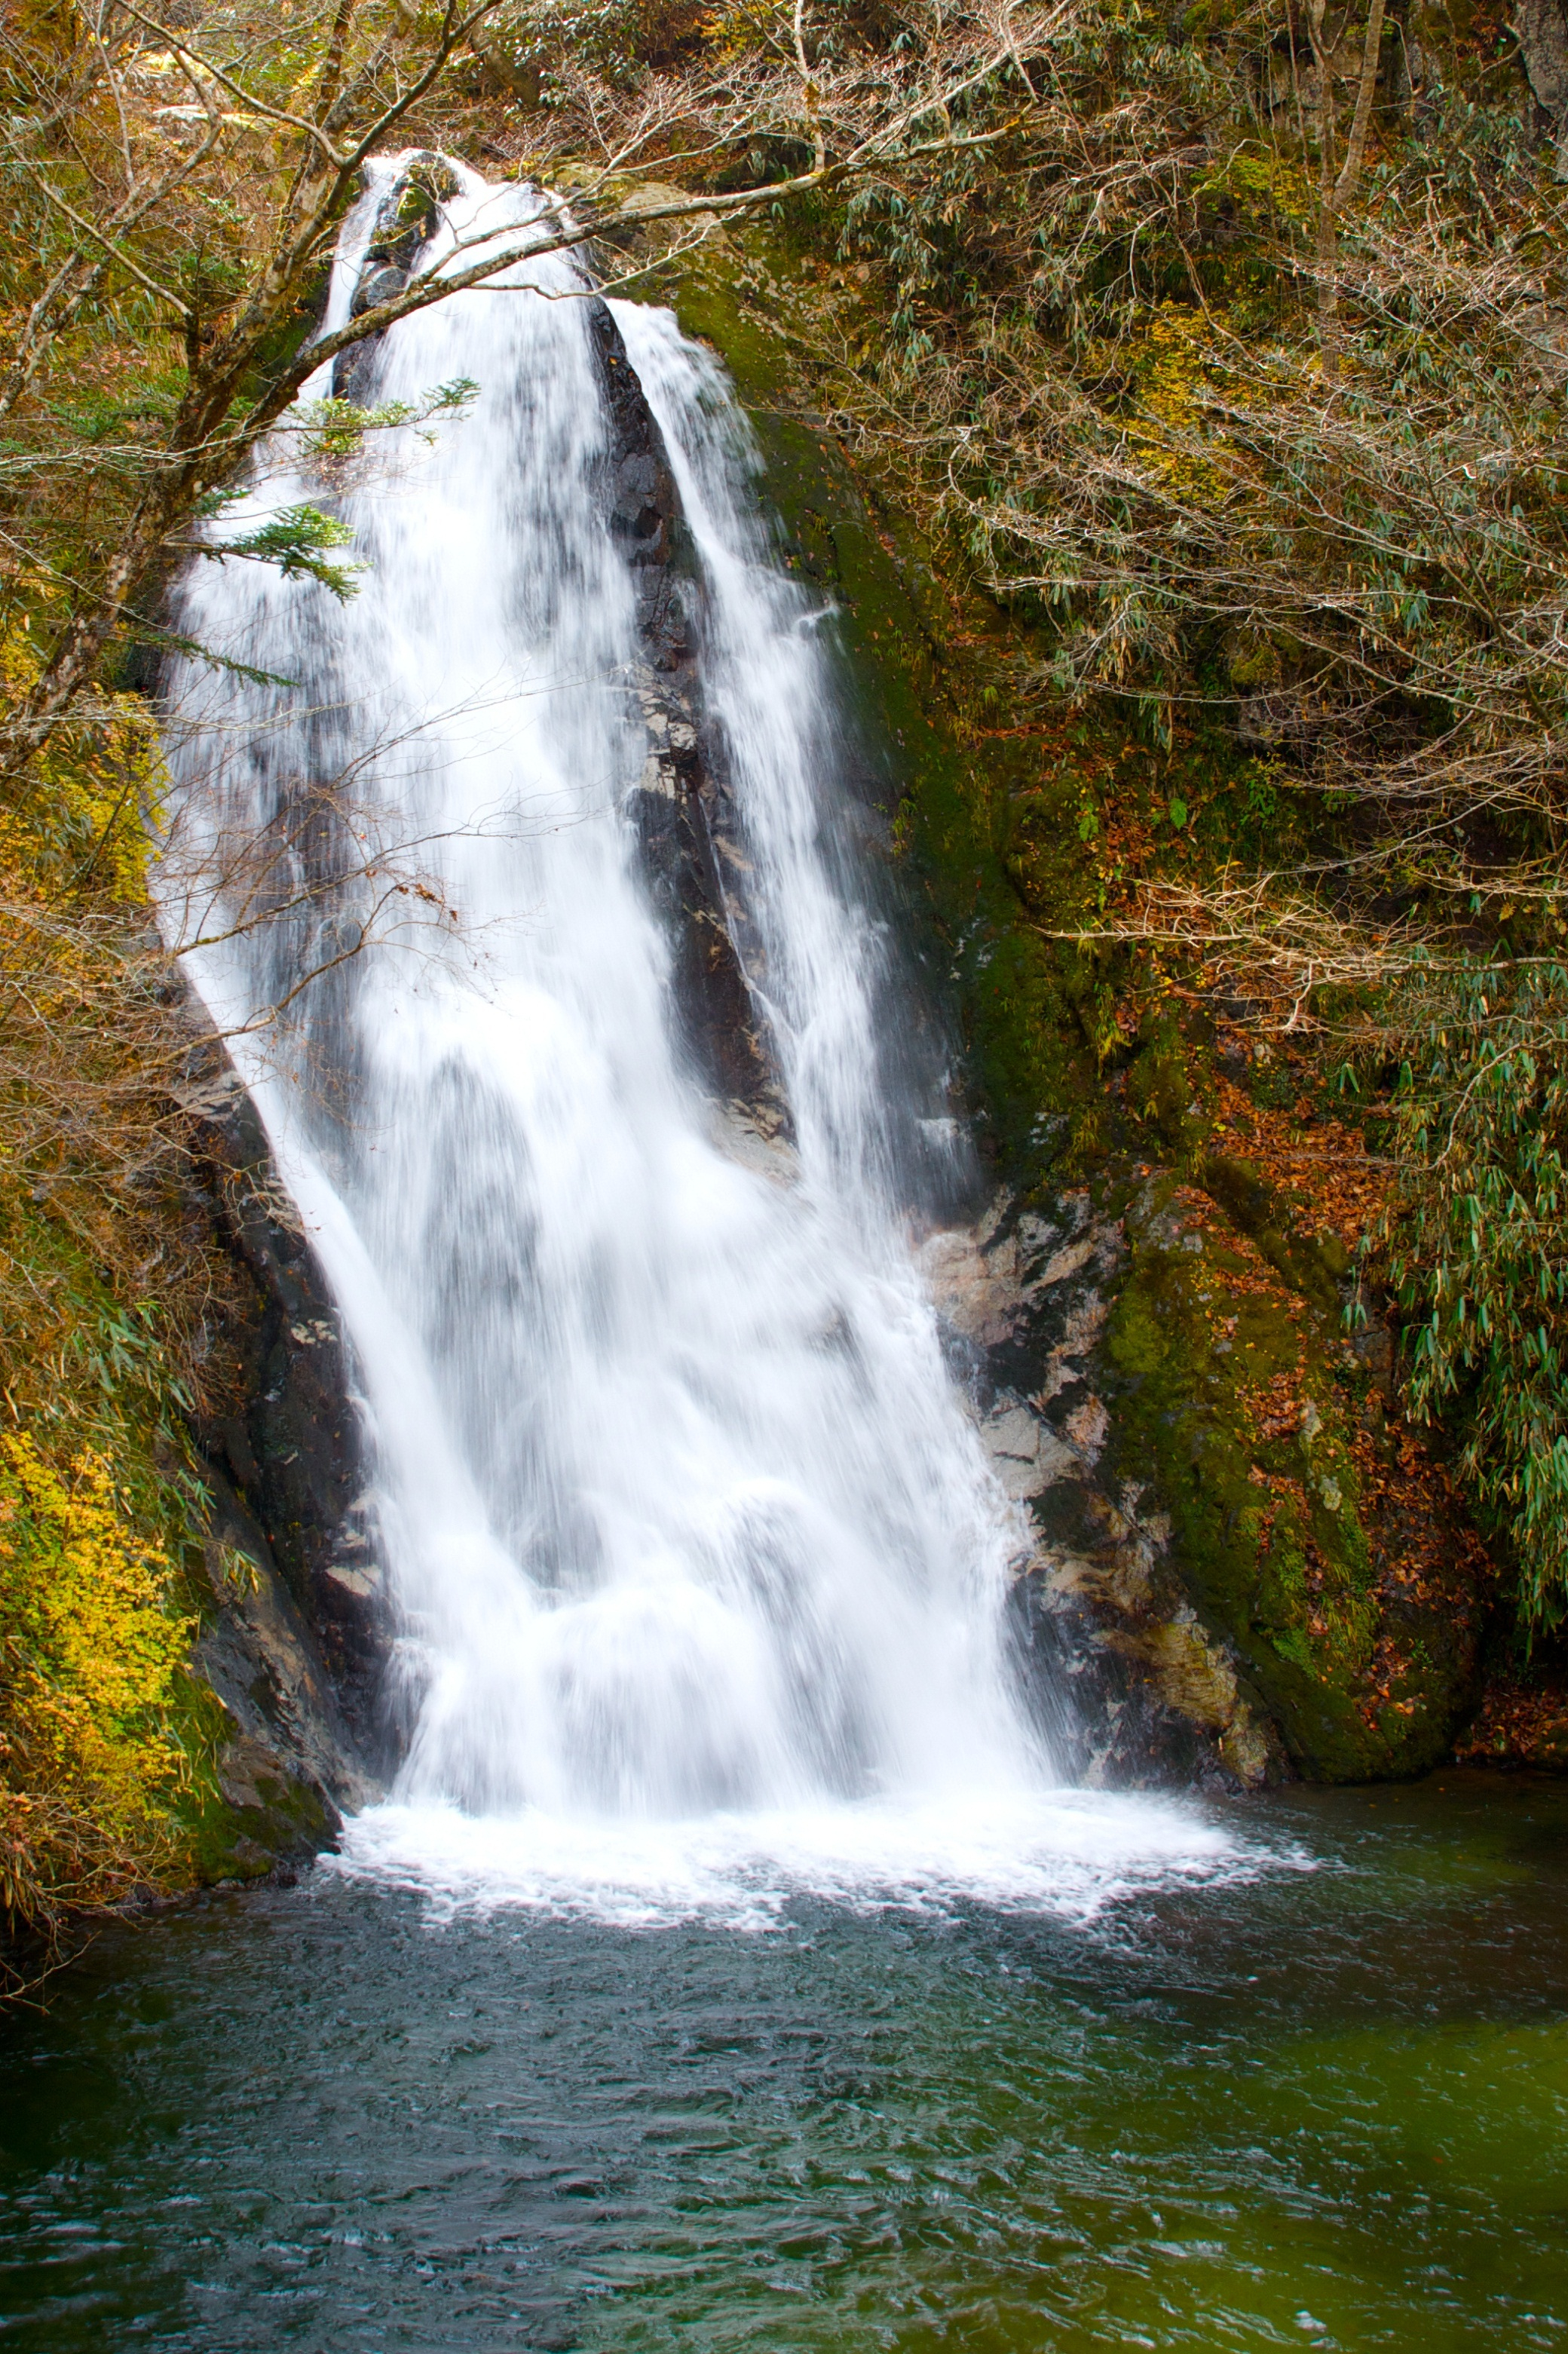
xmin=329 ymin=1789 xmax=1277 ymax=1933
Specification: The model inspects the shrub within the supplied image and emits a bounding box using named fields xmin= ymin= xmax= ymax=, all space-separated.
xmin=0 ymin=1431 xmax=193 ymax=1991
xmin=1384 ymin=964 xmax=1568 ymax=1632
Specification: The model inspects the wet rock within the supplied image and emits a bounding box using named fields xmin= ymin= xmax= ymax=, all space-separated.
xmin=923 ymin=1186 xmax=1284 ymax=1788
xmin=351 ymin=264 xmax=406 ymax=319
xmin=929 ymin=1154 xmax=1485 ymax=1788
xmin=332 ymin=152 xmax=460 ymax=401
xmin=590 ymin=297 xmax=786 ymax=1138
xmin=979 ymin=1399 xmax=1081 ymax=1500
xmin=190 ymin=1473 xmax=380 ymax=1877
xmin=707 ymin=1097 xmax=799 ymax=1185
xmin=176 ymin=1029 xmax=387 ymax=1763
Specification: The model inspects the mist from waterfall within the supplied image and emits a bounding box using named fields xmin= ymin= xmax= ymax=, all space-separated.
xmin=158 ymin=161 xmax=1245 ymax=1922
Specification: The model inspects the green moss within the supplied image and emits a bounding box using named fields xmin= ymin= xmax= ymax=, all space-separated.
xmin=178 ymin=1766 xmax=335 ymax=1884
xmin=1126 ymin=1008 xmax=1212 ymax=1158
xmin=1202 ymin=1153 xmax=1346 ymax=1313
xmin=1099 ymin=1178 xmax=1465 ymax=1779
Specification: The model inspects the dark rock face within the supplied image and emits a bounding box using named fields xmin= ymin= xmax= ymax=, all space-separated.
xmin=178 ymin=1034 xmax=387 ymax=1770
xmin=332 ymin=152 xmax=460 ymax=403
xmin=352 ymin=265 xmax=408 ymax=320
xmin=191 ymin=1474 xmax=376 ymax=1877
xmin=587 ymin=299 xmax=788 ymax=1142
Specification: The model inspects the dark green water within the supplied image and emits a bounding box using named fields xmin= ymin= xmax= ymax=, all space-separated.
xmin=2 ymin=1773 xmax=1566 ymax=2352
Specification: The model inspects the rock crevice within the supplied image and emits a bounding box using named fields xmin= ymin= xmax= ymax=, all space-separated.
xmin=586 ymin=297 xmax=788 ymax=1143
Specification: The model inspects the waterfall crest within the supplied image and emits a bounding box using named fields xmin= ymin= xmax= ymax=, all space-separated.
xmin=159 ymin=161 xmax=1239 ymax=1920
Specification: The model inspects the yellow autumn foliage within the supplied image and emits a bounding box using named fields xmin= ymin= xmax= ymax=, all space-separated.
xmin=0 ymin=611 xmax=162 ymax=905
xmin=0 ymin=1431 xmax=194 ymax=1941
xmin=0 ymin=602 xmax=194 ymax=1402
xmin=1126 ymin=305 xmax=1238 ymax=512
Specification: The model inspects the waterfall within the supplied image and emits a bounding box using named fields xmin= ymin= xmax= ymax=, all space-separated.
xmin=158 ymin=161 xmax=1239 ymax=1921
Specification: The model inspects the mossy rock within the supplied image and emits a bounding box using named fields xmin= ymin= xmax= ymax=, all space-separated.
xmin=168 ymin=1674 xmax=340 ymax=1885
xmin=1100 ymin=1175 xmax=1476 ymax=1778
xmin=178 ymin=1740 xmax=338 ymax=1885
xmin=1202 ymin=1151 xmax=1348 ymax=1312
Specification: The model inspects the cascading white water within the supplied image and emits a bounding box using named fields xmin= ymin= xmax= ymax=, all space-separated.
xmin=159 ymin=161 xmax=1247 ymax=1920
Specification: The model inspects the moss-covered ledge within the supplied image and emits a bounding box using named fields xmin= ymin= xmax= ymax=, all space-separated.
xmin=1098 ymin=1169 xmax=1484 ymax=1779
